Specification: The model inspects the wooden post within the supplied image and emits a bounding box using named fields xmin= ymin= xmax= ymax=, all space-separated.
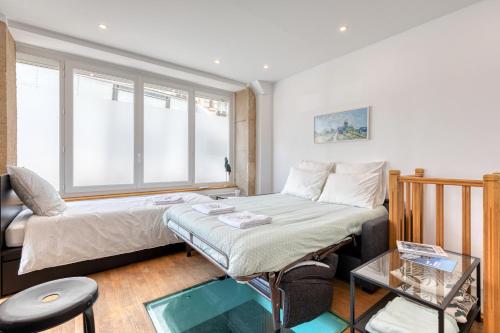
xmin=412 ymin=168 xmax=425 ymax=243
xmin=436 ymin=184 xmax=444 ymax=247
xmin=404 ymin=182 xmax=412 ymax=241
xmin=462 ymin=186 xmax=471 ymax=255
xmin=389 ymin=170 xmax=403 ymax=248
xmin=483 ymin=173 xmax=500 ymax=333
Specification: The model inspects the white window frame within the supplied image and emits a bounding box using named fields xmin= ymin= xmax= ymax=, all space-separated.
xmin=16 ymin=44 xmax=235 ymax=197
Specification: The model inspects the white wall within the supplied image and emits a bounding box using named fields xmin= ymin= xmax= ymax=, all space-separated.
xmin=273 ymin=0 xmax=500 ymax=258
xmin=252 ymin=80 xmax=274 ymax=194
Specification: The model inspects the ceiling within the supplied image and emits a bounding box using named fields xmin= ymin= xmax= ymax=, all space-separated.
xmin=0 ymin=0 xmax=481 ymax=85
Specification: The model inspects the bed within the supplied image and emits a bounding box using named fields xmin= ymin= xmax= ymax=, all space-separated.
xmin=164 ymin=193 xmax=389 ymax=328
xmin=0 ymin=174 xmax=212 ymax=296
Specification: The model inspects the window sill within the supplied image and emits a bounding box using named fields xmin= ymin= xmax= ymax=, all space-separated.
xmin=63 ymin=184 xmax=237 ymax=202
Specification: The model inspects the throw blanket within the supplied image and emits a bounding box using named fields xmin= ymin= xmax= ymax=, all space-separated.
xmin=366 ymin=296 xmax=459 ymax=333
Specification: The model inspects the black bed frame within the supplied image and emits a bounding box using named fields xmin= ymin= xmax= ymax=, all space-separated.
xmin=0 ymin=174 xmax=184 ymax=297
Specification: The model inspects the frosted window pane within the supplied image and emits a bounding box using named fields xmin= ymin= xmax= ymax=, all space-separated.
xmin=144 ymin=83 xmax=188 ymax=183
xmin=16 ymin=62 xmax=60 ymax=190
xmin=195 ymin=95 xmax=230 ymax=183
xmin=73 ymin=70 xmax=134 ymax=186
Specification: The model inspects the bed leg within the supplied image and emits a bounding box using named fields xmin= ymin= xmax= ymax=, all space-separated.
xmin=269 ymin=272 xmax=282 ymax=331
xmin=186 ymin=244 xmax=192 ymax=257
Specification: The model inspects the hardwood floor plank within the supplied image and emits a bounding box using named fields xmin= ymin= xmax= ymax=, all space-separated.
xmin=2 ymin=251 xmax=482 ymax=332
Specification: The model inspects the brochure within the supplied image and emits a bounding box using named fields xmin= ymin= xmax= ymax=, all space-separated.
xmin=397 ymin=240 xmax=448 ymax=258
xmin=401 ymin=253 xmax=457 ymax=273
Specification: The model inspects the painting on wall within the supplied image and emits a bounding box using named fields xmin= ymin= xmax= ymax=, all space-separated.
xmin=314 ymin=107 xmax=370 ymax=144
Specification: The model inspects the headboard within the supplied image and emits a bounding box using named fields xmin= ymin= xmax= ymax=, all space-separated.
xmin=0 ymin=174 xmax=23 ymax=249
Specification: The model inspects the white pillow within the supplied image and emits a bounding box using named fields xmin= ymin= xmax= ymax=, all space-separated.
xmin=281 ymin=167 xmax=329 ymax=201
xmin=318 ymin=172 xmax=380 ymax=209
xmin=298 ymin=160 xmax=334 ymax=173
xmin=335 ymin=161 xmax=386 ymax=206
xmin=7 ymin=166 xmax=66 ymax=216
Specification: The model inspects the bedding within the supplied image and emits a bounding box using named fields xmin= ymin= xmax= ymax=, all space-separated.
xmin=165 ymin=194 xmax=388 ymax=277
xmin=281 ymin=167 xmax=329 ymax=200
xmin=365 ymin=296 xmax=459 ymax=333
xmin=7 ymin=166 xmax=66 ymax=216
xmin=336 ymin=161 xmax=386 ymax=206
xmin=298 ymin=160 xmax=334 ymax=173
xmin=14 ymin=193 xmax=212 ymax=274
xmin=318 ymin=172 xmax=381 ymax=209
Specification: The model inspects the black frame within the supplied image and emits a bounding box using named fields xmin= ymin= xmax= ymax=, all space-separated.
xmin=349 ymin=249 xmax=481 ymax=333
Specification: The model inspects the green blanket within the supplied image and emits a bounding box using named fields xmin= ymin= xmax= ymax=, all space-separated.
xmin=165 ymin=194 xmax=388 ymax=277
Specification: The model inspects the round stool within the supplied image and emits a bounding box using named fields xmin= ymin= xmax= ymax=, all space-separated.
xmin=0 ymin=277 xmax=98 ymax=333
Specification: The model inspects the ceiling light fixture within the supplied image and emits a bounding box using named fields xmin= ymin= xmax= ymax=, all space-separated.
xmin=339 ymin=25 xmax=348 ymax=32
xmin=263 ymin=64 xmax=269 ymax=70
xmin=213 ymin=59 xmax=221 ymax=64
xmin=98 ymin=24 xmax=108 ymax=30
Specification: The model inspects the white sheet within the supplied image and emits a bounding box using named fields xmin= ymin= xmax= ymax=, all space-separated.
xmin=17 ymin=193 xmax=212 ymax=274
xmin=6 ymin=209 xmax=31 ymax=247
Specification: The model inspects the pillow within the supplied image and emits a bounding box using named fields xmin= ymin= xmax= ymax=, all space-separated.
xmin=281 ymin=167 xmax=329 ymax=201
xmin=335 ymin=161 xmax=386 ymax=206
xmin=7 ymin=166 xmax=66 ymax=216
xmin=298 ymin=160 xmax=334 ymax=173
xmin=446 ymin=289 xmax=478 ymax=323
xmin=318 ymin=172 xmax=380 ymax=209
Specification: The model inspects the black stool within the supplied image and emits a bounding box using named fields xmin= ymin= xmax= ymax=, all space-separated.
xmin=0 ymin=277 xmax=99 ymax=333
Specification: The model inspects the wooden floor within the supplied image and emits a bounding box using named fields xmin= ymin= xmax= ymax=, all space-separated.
xmin=23 ymin=251 xmax=481 ymax=332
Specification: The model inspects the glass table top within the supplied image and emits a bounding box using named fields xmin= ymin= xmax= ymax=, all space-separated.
xmin=352 ymin=249 xmax=479 ymax=308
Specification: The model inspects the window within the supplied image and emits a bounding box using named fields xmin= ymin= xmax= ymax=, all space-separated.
xmin=16 ymin=48 xmax=233 ymax=196
xmin=143 ymin=83 xmax=189 ymax=184
xmin=16 ymin=56 xmax=60 ymax=189
xmin=195 ymin=94 xmax=230 ymax=183
xmin=72 ymin=69 xmax=135 ymax=187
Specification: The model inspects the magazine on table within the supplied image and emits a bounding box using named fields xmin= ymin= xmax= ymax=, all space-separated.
xmin=400 ymin=253 xmax=457 ymax=273
xmin=397 ymin=240 xmax=448 ymax=258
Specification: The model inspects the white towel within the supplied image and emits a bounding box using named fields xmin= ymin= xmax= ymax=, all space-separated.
xmin=365 ymin=296 xmax=459 ymax=333
xmin=153 ymin=195 xmax=184 ymax=205
xmin=218 ymin=211 xmax=271 ymax=229
xmin=192 ymin=203 xmax=235 ymax=215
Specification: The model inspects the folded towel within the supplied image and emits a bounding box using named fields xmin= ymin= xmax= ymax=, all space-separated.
xmin=365 ymin=296 xmax=459 ymax=333
xmin=154 ymin=195 xmax=184 ymax=205
xmin=192 ymin=203 xmax=235 ymax=215
xmin=218 ymin=211 xmax=271 ymax=229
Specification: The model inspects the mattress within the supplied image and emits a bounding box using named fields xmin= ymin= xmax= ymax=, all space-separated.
xmin=165 ymin=194 xmax=388 ymax=277
xmin=13 ymin=193 xmax=213 ymax=274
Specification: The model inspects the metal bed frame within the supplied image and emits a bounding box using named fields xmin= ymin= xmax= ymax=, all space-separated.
xmin=167 ymin=221 xmax=354 ymax=331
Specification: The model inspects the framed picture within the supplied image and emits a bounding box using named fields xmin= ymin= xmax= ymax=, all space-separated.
xmin=314 ymin=107 xmax=370 ymax=144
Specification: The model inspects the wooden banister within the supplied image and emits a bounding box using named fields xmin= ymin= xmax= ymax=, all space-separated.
xmin=412 ymin=168 xmax=425 ymax=243
xmin=389 ymin=169 xmax=500 ymax=331
xmin=398 ymin=176 xmax=483 ymax=187
xmin=404 ymin=182 xmax=412 ymax=241
xmin=483 ymin=173 xmax=500 ymax=333
xmin=435 ymin=184 xmax=444 ymax=247
xmin=388 ymin=170 xmax=403 ymax=248
xmin=462 ymin=185 xmax=471 ymax=256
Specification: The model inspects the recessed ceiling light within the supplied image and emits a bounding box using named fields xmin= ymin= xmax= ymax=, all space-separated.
xmin=263 ymin=64 xmax=269 ymax=70
xmin=339 ymin=25 xmax=348 ymax=32
xmin=98 ymin=24 xmax=108 ymax=30
xmin=213 ymin=59 xmax=221 ymax=64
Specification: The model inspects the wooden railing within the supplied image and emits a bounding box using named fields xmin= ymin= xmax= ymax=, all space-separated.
xmin=388 ymin=169 xmax=500 ymax=333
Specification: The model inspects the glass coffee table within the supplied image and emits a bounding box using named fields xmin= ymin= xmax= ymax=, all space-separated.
xmin=350 ymin=249 xmax=480 ymax=333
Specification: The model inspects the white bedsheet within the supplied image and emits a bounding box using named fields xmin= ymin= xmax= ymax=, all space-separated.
xmin=15 ymin=193 xmax=212 ymax=274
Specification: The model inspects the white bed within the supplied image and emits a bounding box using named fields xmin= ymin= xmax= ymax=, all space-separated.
xmin=8 ymin=193 xmax=212 ymax=274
